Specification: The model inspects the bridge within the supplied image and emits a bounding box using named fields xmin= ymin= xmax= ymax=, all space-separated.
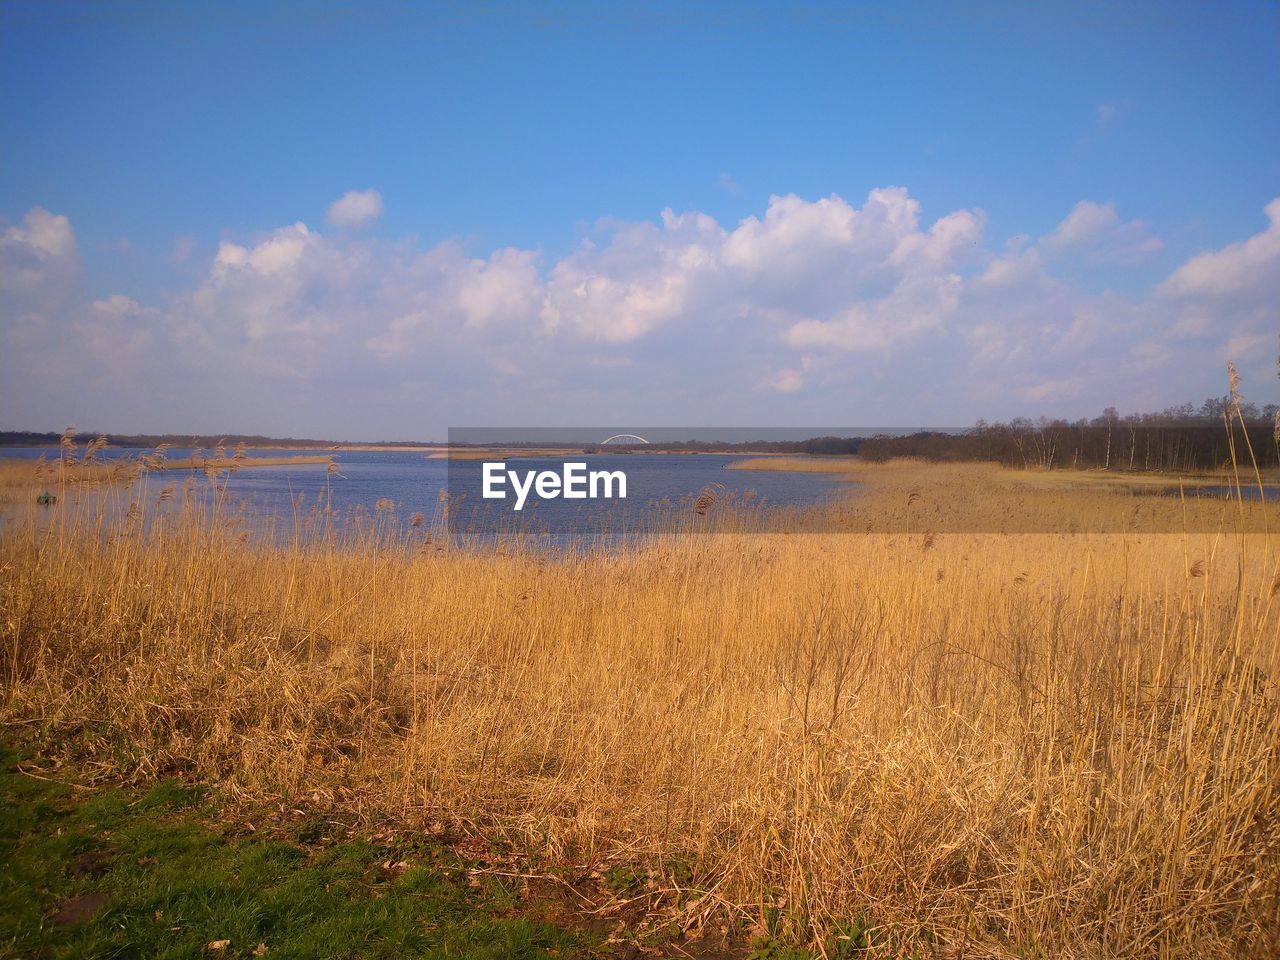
xmin=599 ymin=434 xmax=650 ymax=445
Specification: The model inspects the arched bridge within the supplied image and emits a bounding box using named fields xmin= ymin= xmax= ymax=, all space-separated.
xmin=600 ymin=434 xmax=650 ymax=445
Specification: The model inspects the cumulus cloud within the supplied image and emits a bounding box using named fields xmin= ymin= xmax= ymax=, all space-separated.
xmin=1 ymin=207 xmax=79 ymax=309
xmin=1 ymin=214 xmax=174 ymax=427
xmin=326 ymin=189 xmax=384 ymax=228
xmin=972 ymin=248 xmax=1047 ymax=293
xmin=1159 ymin=198 xmax=1280 ymax=302
xmin=173 ymin=225 xmax=513 ymax=383
xmin=724 ymin=189 xmax=927 ymax=309
xmin=784 ymin=273 xmax=964 ymax=352
xmin=76 ymin=295 xmax=158 ymax=369
xmin=2 ymin=191 xmax=1276 ymax=435
xmin=541 ymin=210 xmax=725 ymax=343
xmin=3 ymin=206 xmax=76 ymax=260
xmin=539 ymin=189 xmax=984 ymax=352
xmin=1156 ymin=198 xmax=1280 ymax=388
xmin=1043 ymin=200 xmax=1117 ymax=252
xmin=1 ymin=207 xmax=84 ymax=372
xmin=364 ymin=244 xmax=541 ymax=359
xmin=1042 ymin=200 xmax=1163 ymax=262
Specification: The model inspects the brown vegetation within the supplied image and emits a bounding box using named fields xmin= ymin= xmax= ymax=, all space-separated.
xmin=0 ymin=434 xmax=333 ymax=505
xmin=2 ymin=454 xmax=1278 ymax=958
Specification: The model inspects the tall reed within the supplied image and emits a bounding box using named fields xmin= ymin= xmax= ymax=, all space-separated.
xmin=2 ymin=461 xmax=1277 ymax=958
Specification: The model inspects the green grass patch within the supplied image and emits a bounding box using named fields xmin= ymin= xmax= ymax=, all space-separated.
xmin=0 ymin=745 xmax=591 ymax=960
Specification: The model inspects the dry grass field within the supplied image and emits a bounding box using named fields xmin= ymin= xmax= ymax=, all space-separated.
xmin=2 ymin=455 xmax=1278 ymax=958
xmin=0 ymin=447 xmax=333 ymax=505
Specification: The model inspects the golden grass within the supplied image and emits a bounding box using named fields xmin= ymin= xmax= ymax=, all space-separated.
xmin=426 ymin=448 xmax=570 ymax=459
xmin=0 ymin=453 xmax=331 ymax=505
xmin=153 ymin=454 xmax=331 ymax=470
xmin=736 ymin=458 xmax=1278 ymax=535
xmin=729 ymin=454 xmax=1278 ymax=484
xmin=0 ymin=456 xmax=139 ymax=505
xmin=728 ymin=456 xmax=859 ymax=473
xmin=2 ymin=464 xmax=1279 ymax=958
xmin=433 ymin=448 xmax=780 ymax=459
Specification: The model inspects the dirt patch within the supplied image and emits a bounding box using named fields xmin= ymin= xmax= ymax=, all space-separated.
xmin=52 ymin=891 xmax=109 ymax=925
xmin=518 ymin=876 xmax=748 ymax=959
xmin=67 ymin=848 xmax=114 ymax=879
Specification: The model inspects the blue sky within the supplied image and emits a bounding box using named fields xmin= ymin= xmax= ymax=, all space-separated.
xmin=2 ymin=1 xmax=1278 ymax=438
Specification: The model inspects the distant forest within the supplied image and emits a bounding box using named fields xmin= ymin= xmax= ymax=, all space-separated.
xmin=857 ymin=397 xmax=1280 ymax=472
xmin=3 ymin=395 xmax=1278 ymax=471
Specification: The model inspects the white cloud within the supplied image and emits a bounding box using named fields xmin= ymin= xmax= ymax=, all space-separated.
xmin=784 ymin=272 xmax=963 ymax=352
xmin=1155 ymin=198 xmax=1280 ymax=386
xmin=1042 ymin=200 xmax=1162 ymax=262
xmin=1043 ymin=200 xmax=1118 ymax=252
xmin=889 ymin=208 xmax=985 ymax=272
xmin=363 ymin=245 xmax=541 ymax=359
xmin=75 ymin=296 xmax=158 ymax=369
xmin=1159 ymin=198 xmax=1280 ymax=301
xmin=326 ymin=189 xmax=384 ymax=228
xmin=2 ymin=192 xmax=1277 ymax=435
xmin=540 ymin=209 xmax=724 ymax=343
xmin=1 ymin=207 xmax=79 ymax=303
xmin=456 ymin=248 xmax=541 ymax=329
xmin=763 ymin=367 xmax=805 ymax=393
xmin=538 ymin=189 xmax=985 ymax=352
xmin=0 ymin=207 xmax=83 ymax=361
xmin=1 ymin=216 xmax=172 ymax=427
xmin=723 ymin=189 xmax=925 ymax=312
xmin=5 ymin=207 xmax=75 ymax=258
xmin=972 ymin=248 xmax=1047 ymax=293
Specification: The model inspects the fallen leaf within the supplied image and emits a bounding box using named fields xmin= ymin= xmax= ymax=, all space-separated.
xmin=253 ymin=944 xmax=269 ymax=957
xmin=206 ymin=940 xmax=230 ymax=954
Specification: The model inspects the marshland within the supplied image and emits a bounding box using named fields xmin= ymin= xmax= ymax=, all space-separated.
xmin=8 ymin=2 xmax=1280 ymax=954
xmin=2 ymin=422 xmax=1278 ymax=959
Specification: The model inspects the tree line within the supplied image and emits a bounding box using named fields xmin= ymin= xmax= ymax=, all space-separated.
xmin=857 ymin=397 xmax=1280 ymax=471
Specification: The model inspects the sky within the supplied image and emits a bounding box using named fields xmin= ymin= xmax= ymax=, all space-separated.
xmin=1 ymin=0 xmax=1278 ymax=440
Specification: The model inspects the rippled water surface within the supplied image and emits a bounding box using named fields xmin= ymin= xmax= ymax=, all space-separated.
xmin=1 ymin=447 xmax=851 ymax=539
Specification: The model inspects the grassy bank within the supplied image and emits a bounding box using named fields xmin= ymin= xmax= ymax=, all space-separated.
xmin=726 ymin=457 xmax=859 ymax=473
xmin=727 ymin=454 xmax=1280 ymax=485
xmin=2 ymin=463 xmax=1279 ymax=958
xmin=0 ymin=451 xmax=333 ymax=505
xmin=0 ymin=748 xmax=598 ymax=960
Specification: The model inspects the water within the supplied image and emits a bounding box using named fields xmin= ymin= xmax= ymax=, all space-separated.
xmin=1130 ymin=482 xmax=1280 ymax=502
xmin=10 ymin=446 xmax=1271 ymax=540
xmin=447 ymin=453 xmax=848 ymax=538
xmin=0 ymin=447 xmax=850 ymax=542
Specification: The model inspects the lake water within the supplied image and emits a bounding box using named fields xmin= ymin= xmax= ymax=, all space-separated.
xmin=7 ymin=447 xmax=1276 ymax=542
xmin=0 ymin=447 xmax=851 ymax=541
